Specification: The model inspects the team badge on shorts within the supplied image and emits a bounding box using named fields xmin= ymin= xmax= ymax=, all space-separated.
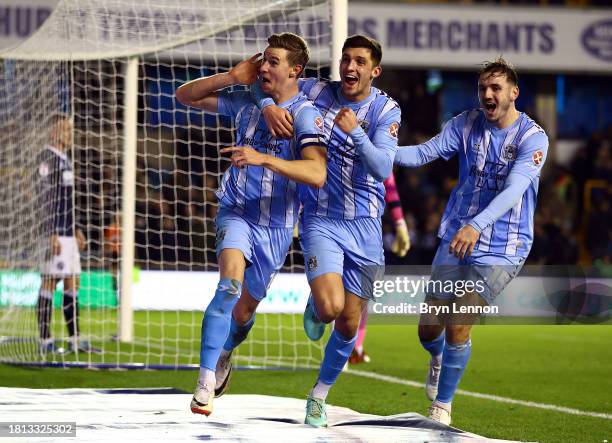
xmin=532 ymin=150 xmax=543 ymax=166
xmin=503 ymin=144 xmax=518 ymax=161
xmin=388 ymin=122 xmax=399 ymax=138
xmin=57 ymin=261 xmax=65 ymax=271
xmin=307 ymin=256 xmax=318 ymax=272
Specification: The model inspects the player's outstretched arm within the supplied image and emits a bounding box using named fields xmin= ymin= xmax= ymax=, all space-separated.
xmin=176 ymin=54 xmax=262 ymax=111
xmin=220 ymin=145 xmax=327 ymax=188
xmin=395 ymin=113 xmax=465 ymax=168
xmin=394 ymin=143 xmax=439 ymax=168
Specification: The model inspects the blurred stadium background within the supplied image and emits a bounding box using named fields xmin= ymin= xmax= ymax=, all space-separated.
xmin=0 ymin=0 xmax=610 ymax=441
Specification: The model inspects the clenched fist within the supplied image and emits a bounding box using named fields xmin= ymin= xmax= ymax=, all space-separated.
xmin=334 ymin=108 xmax=358 ymax=133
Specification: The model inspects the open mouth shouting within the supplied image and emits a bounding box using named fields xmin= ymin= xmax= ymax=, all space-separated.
xmin=483 ymin=101 xmax=497 ymax=118
xmin=260 ymin=75 xmax=272 ymax=89
xmin=343 ymin=74 xmax=359 ymax=88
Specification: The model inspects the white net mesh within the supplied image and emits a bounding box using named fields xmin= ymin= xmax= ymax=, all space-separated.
xmin=0 ymin=0 xmax=333 ymax=369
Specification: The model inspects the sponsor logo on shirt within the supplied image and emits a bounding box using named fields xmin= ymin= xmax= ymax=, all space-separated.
xmin=470 ymin=162 xmax=507 ymax=191
xmin=242 ymin=136 xmax=283 ymax=155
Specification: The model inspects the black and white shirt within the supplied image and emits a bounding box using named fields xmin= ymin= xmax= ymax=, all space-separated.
xmin=37 ymin=145 xmax=75 ymax=236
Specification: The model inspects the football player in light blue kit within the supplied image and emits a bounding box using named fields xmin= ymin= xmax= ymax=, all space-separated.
xmin=395 ymin=57 xmax=548 ymax=425
xmin=175 ymin=33 xmax=326 ymax=416
xmin=230 ymin=35 xmax=400 ymax=426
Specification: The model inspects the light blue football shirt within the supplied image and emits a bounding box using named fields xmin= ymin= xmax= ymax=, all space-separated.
xmin=216 ymin=90 xmax=324 ymax=228
xmin=297 ymin=78 xmax=401 ymax=220
xmin=396 ymin=109 xmax=548 ymax=257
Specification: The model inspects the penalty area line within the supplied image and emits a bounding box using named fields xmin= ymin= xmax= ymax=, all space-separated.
xmin=345 ymin=368 xmax=612 ymax=420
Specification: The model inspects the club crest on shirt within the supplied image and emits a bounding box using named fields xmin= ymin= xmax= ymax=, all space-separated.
xmin=38 ymin=162 xmax=50 ymax=177
xmin=473 ymin=142 xmax=481 ymax=152
xmin=503 ymin=144 xmax=518 ymax=161
xmin=307 ymin=256 xmax=318 ymax=272
xmin=314 ymin=116 xmax=324 ymax=131
xmin=358 ymin=119 xmax=369 ymax=132
xmin=388 ymin=122 xmax=399 ymax=138
xmin=532 ymin=150 xmax=543 ymax=166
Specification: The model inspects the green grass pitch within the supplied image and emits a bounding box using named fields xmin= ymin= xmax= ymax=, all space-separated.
xmin=1 ymin=311 xmax=610 ymax=442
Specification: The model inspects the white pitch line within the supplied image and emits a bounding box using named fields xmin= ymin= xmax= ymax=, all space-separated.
xmin=346 ymin=368 xmax=612 ymax=420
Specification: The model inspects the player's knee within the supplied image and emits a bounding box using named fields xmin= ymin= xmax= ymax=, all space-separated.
xmin=418 ymin=323 xmax=444 ymax=342
xmin=233 ymin=300 xmax=256 ymax=325
xmin=317 ymin=298 xmax=343 ymax=323
xmin=218 ymin=250 xmax=246 ymax=280
xmin=445 ymin=324 xmax=471 ymax=345
xmin=64 ymin=276 xmax=79 ymax=292
xmin=318 ymin=310 xmax=336 ymax=324
xmin=334 ymin=318 xmax=359 ymax=338
xmin=41 ymin=278 xmax=57 ymax=292
xmin=335 ymin=316 xmax=359 ymax=338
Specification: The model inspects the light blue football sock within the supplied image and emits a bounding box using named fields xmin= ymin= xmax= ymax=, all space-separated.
xmin=318 ymin=329 xmax=357 ymax=386
xmin=199 ymin=278 xmax=242 ymax=370
xmin=436 ymin=339 xmax=472 ymax=404
xmin=223 ymin=313 xmax=256 ymax=352
xmin=420 ymin=330 xmax=445 ymax=359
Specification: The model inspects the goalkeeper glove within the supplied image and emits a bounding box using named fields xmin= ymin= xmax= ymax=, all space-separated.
xmin=391 ymin=218 xmax=410 ymax=257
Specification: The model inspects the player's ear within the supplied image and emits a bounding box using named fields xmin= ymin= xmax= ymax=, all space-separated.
xmin=289 ymin=64 xmax=302 ymax=78
xmin=511 ymin=84 xmax=519 ymax=102
xmin=371 ymin=65 xmax=382 ymax=80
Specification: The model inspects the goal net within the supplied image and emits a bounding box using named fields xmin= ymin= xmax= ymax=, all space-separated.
xmin=0 ymin=0 xmax=341 ymax=369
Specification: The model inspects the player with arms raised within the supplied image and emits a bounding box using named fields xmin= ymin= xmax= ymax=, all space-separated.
xmin=395 ymin=57 xmax=548 ymax=425
xmin=176 ymin=32 xmax=326 ymax=416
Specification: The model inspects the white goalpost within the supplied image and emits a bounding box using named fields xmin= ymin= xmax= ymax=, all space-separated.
xmin=0 ymin=0 xmax=347 ymax=369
